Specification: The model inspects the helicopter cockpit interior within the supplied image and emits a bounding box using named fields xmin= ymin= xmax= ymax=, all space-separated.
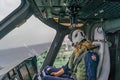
xmin=0 ymin=0 xmax=120 ymax=80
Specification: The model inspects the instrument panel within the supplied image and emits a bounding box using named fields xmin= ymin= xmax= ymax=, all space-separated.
xmin=1 ymin=56 xmax=38 ymax=80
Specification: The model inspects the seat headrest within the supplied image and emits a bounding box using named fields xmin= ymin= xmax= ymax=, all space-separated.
xmin=94 ymin=27 xmax=106 ymax=41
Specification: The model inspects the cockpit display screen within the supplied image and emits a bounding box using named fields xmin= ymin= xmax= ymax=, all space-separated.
xmin=26 ymin=62 xmax=35 ymax=78
xmin=19 ymin=65 xmax=30 ymax=80
xmin=9 ymin=69 xmax=14 ymax=78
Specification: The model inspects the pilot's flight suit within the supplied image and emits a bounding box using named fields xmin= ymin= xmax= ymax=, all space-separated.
xmin=42 ymin=51 xmax=99 ymax=80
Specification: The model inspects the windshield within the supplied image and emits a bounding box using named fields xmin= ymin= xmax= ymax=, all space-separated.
xmin=0 ymin=16 xmax=56 ymax=68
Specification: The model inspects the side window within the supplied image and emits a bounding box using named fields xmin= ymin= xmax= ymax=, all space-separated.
xmin=37 ymin=35 xmax=73 ymax=68
xmin=53 ymin=35 xmax=73 ymax=67
xmin=37 ymin=51 xmax=48 ymax=69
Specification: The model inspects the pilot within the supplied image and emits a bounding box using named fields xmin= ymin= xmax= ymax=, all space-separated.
xmin=42 ymin=29 xmax=99 ymax=80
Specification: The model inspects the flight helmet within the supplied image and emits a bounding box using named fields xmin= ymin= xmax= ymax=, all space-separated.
xmin=68 ymin=29 xmax=86 ymax=46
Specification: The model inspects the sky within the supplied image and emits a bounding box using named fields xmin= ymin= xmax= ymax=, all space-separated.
xmin=0 ymin=0 xmax=56 ymax=50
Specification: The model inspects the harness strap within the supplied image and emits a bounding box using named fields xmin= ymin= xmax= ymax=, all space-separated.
xmin=70 ymin=52 xmax=86 ymax=80
xmin=73 ymin=52 xmax=86 ymax=72
xmin=72 ymin=46 xmax=99 ymax=72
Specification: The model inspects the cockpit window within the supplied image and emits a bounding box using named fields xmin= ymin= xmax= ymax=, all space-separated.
xmin=53 ymin=35 xmax=73 ymax=67
xmin=0 ymin=15 xmax=56 ymax=68
xmin=0 ymin=0 xmax=21 ymax=21
xmin=37 ymin=51 xmax=48 ymax=69
xmin=37 ymin=35 xmax=73 ymax=68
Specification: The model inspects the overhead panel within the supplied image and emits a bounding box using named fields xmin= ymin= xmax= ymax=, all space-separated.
xmin=33 ymin=0 xmax=120 ymax=27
